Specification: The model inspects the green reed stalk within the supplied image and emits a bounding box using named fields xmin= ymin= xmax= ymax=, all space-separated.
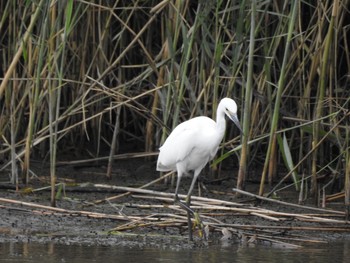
xmin=48 ymin=2 xmax=58 ymax=207
xmin=227 ymin=0 xmax=247 ymax=95
xmin=237 ymin=0 xmax=255 ymax=190
xmin=23 ymin=2 xmax=50 ymax=184
xmin=212 ymin=7 xmax=222 ymax=119
xmin=259 ymin=0 xmax=299 ymax=195
xmin=51 ymin=0 xmax=74 ymax=205
xmin=158 ymin=4 xmax=177 ymax=146
xmin=311 ymin=0 xmax=339 ymax=195
xmin=0 ymin=1 xmax=11 ymax=33
xmin=171 ymin=4 xmax=201 ymax=129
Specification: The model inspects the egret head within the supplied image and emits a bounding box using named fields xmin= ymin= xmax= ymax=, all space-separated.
xmin=220 ymin=98 xmax=242 ymax=133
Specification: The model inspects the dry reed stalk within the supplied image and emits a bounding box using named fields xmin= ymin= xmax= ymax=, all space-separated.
xmin=233 ymin=188 xmax=345 ymax=215
xmin=0 ymin=0 xmax=46 ymax=97
xmin=0 ymin=197 xmax=137 ymax=221
xmin=92 ymin=171 xmax=174 ymax=204
xmin=93 ymin=184 xmax=346 ymax=218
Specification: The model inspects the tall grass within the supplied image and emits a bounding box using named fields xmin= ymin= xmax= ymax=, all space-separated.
xmin=0 ymin=1 xmax=349 ymax=207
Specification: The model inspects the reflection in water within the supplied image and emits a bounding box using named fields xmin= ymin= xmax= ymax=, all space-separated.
xmin=1 ymin=241 xmax=350 ymax=263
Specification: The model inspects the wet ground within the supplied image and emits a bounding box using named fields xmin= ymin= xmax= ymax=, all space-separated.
xmin=0 ymin=158 xmax=349 ymax=249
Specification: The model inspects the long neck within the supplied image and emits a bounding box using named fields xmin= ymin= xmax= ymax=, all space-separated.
xmin=215 ymin=104 xmax=227 ymax=138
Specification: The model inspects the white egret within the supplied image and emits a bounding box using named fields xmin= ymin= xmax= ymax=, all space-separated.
xmin=156 ymin=98 xmax=242 ymax=240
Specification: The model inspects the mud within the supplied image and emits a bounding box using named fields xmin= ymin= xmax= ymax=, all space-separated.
xmin=0 ymin=158 xmax=349 ymax=249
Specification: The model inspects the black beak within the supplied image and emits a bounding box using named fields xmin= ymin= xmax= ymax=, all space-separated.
xmin=229 ymin=113 xmax=242 ymax=134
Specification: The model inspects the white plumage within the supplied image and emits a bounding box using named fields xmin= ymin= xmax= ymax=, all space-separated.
xmin=157 ymin=98 xmax=242 ymax=201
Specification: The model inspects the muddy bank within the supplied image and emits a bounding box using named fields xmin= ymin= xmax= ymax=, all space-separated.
xmin=0 ymin=159 xmax=349 ymax=249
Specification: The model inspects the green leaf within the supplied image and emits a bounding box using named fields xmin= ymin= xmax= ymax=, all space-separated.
xmin=64 ymin=0 xmax=74 ymax=35
xmin=55 ymin=183 xmax=65 ymax=200
xmin=277 ymin=133 xmax=300 ymax=191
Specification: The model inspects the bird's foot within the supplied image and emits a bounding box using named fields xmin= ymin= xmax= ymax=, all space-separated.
xmin=174 ymin=195 xmax=207 ymax=240
xmin=192 ymin=212 xmax=207 ymax=240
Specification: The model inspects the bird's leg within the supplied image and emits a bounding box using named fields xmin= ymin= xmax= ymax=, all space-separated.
xmin=197 ymin=176 xmax=208 ymax=197
xmin=185 ymin=170 xmax=206 ymax=240
xmin=197 ymin=178 xmax=202 ymax=197
xmin=186 ymin=193 xmax=193 ymax=241
xmin=175 ymin=195 xmax=195 ymax=215
xmin=173 ymin=170 xmax=196 ymax=215
xmin=174 ymin=169 xmax=205 ymax=241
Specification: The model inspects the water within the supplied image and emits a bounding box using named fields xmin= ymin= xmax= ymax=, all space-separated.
xmin=1 ymin=241 xmax=349 ymax=263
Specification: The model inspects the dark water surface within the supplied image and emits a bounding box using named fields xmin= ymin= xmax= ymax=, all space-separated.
xmin=1 ymin=240 xmax=349 ymax=263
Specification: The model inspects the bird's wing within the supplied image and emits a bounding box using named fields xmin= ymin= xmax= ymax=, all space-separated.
xmin=157 ymin=122 xmax=199 ymax=169
xmin=164 ymin=125 xmax=196 ymax=160
xmin=157 ymin=117 xmax=219 ymax=172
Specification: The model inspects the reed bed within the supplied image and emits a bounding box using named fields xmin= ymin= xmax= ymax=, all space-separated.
xmin=0 ymin=1 xmax=349 ymax=208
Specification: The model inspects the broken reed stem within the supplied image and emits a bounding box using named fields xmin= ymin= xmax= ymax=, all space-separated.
xmin=0 ymin=197 xmax=137 ymax=221
xmin=256 ymin=234 xmax=327 ymax=244
xmin=93 ymin=171 xmax=174 ymax=204
xmin=56 ymin=152 xmax=159 ymax=166
xmin=94 ymin=184 xmax=245 ymax=206
xmin=221 ymin=223 xmax=350 ymax=232
xmin=233 ymin=188 xmax=345 ymax=215
xmin=111 ymin=220 xmax=186 ymax=232
xmin=95 ymin=184 xmax=345 ymax=216
xmin=12 ymin=182 xmax=345 ymax=226
xmin=96 ymin=185 xmax=349 ymax=224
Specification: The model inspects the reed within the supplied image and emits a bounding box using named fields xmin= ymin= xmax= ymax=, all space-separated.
xmin=0 ymin=1 xmax=349 ymax=208
xmin=345 ymin=129 xmax=350 ymax=219
xmin=259 ymin=0 xmax=299 ymax=195
xmin=311 ymin=0 xmax=339 ymax=196
xmin=237 ymin=0 xmax=255 ymax=191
